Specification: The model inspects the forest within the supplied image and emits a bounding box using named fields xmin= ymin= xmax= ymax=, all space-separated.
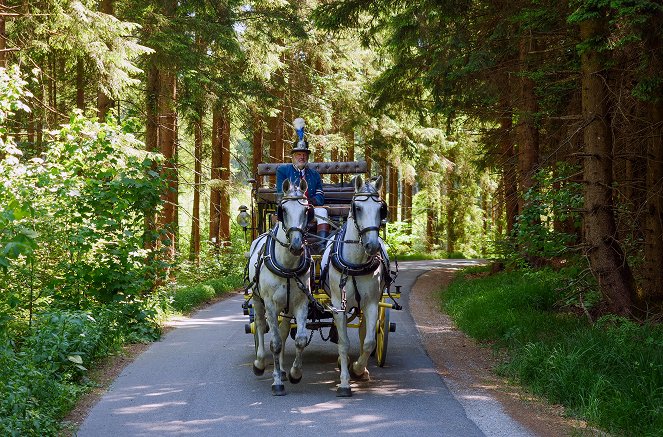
xmin=1 ymin=0 xmax=662 ymax=435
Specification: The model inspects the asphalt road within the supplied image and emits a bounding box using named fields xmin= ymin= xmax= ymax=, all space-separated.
xmin=77 ymin=260 xmax=534 ymax=437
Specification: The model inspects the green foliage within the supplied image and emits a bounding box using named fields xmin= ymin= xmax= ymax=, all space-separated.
xmin=506 ymin=163 xmax=583 ymax=266
xmin=0 ymin=301 xmax=161 ymax=436
xmin=443 ymin=268 xmax=663 ymax=436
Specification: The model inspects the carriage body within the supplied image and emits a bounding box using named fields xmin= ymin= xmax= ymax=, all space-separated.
xmin=243 ymin=160 xmax=401 ymax=367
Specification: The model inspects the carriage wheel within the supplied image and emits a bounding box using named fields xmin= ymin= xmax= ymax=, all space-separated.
xmin=376 ymin=306 xmax=390 ymax=367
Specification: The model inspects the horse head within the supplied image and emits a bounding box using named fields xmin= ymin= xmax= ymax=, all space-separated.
xmin=279 ymin=179 xmax=310 ymax=255
xmin=351 ymin=175 xmax=386 ymax=256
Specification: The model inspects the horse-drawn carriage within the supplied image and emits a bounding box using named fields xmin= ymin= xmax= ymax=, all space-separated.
xmin=241 ymin=125 xmax=402 ymax=397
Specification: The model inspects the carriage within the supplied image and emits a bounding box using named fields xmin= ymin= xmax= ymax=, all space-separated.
xmin=241 ymin=159 xmax=402 ymax=371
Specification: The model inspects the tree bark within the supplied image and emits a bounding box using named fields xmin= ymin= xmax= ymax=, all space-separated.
xmin=401 ymin=178 xmax=413 ymax=225
xmin=252 ymin=112 xmax=263 ymax=176
xmin=76 ymin=57 xmax=85 ymax=110
xmin=0 ymin=0 xmax=6 ymax=68
xmin=219 ymin=110 xmax=231 ymax=244
xmin=641 ymin=14 xmax=663 ymax=308
xmin=388 ymin=164 xmax=398 ymax=221
xmin=500 ymin=106 xmax=518 ymax=237
xmin=517 ymin=33 xmax=540 ymax=216
xmin=189 ymin=115 xmax=203 ymax=263
xmin=158 ymin=68 xmax=178 ymax=259
xmin=145 ymin=63 xmax=159 ymax=153
xmin=580 ymin=13 xmax=636 ymax=316
xmin=210 ymin=108 xmax=222 ymax=244
xmin=344 ymin=125 xmax=355 ymax=162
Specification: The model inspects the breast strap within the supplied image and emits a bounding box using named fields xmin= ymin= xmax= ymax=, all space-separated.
xmin=263 ymin=231 xmax=311 ymax=278
xmin=329 ymin=225 xmax=382 ymax=276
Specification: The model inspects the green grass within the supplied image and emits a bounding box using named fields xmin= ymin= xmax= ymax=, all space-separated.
xmin=168 ymin=275 xmax=244 ymax=313
xmin=442 ymin=268 xmax=663 ymax=437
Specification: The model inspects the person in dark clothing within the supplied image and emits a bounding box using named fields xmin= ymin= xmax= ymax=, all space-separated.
xmin=276 ymin=118 xmax=330 ymax=250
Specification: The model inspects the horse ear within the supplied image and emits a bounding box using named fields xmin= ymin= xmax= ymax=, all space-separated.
xmin=299 ymin=179 xmax=308 ymax=193
xmin=374 ymin=175 xmax=383 ymax=193
xmin=354 ymin=175 xmax=364 ymax=192
xmin=282 ymin=179 xmax=291 ymax=193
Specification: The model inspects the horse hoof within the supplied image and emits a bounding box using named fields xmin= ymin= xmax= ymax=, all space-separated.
xmin=336 ymin=387 xmax=352 ymax=397
xmin=288 ymin=372 xmax=302 ymax=384
xmin=349 ymin=366 xmax=366 ymax=380
xmin=253 ymin=364 xmax=265 ymax=376
xmin=272 ymin=384 xmax=286 ymax=396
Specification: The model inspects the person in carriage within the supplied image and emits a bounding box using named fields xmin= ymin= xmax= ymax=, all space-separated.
xmin=276 ymin=118 xmax=331 ymax=252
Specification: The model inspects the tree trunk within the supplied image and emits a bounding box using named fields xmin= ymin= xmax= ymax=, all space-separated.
xmin=0 ymin=0 xmax=6 ymax=68
xmin=401 ymin=179 xmax=413 ymax=225
xmin=642 ymin=100 xmax=663 ymax=308
xmin=364 ymin=140 xmax=372 ymax=176
xmin=251 ymin=113 xmax=263 ymax=240
xmin=314 ymin=129 xmax=325 ymax=162
xmin=517 ymin=33 xmax=540 ymax=215
xmin=158 ymin=68 xmax=178 ymax=259
xmin=219 ymin=110 xmax=231 ymax=244
xmin=500 ymin=106 xmax=517 ymax=237
xmin=641 ymin=14 xmax=663 ymax=308
xmin=330 ymin=115 xmax=339 ymax=183
xmin=344 ymin=125 xmax=355 ymax=161
xmin=388 ymin=164 xmax=398 ymax=221
xmin=426 ymin=205 xmax=435 ymax=251
xmin=189 ymin=116 xmax=203 ymax=263
xmin=145 ymin=63 xmax=159 ymax=153
xmin=252 ymin=112 xmax=263 ymax=176
xmin=210 ymin=108 xmax=222 ymax=244
xmin=266 ymin=103 xmax=282 ymax=185
xmin=97 ymin=0 xmax=114 ymax=120
xmin=580 ymin=13 xmax=635 ymax=316
xmin=76 ymin=57 xmax=85 ymax=110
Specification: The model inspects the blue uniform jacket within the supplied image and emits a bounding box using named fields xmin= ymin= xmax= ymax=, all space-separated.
xmin=276 ymin=164 xmax=325 ymax=206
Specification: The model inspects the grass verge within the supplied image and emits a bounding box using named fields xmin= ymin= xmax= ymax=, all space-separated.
xmin=442 ymin=267 xmax=663 ymax=437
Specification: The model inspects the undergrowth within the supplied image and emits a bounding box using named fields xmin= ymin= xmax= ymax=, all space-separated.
xmin=441 ymin=267 xmax=663 ymax=437
xmin=1 ymin=267 xmax=243 ymax=436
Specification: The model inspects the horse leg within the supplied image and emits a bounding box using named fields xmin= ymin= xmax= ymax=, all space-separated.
xmin=288 ymin=302 xmax=308 ymax=384
xmin=265 ymin=301 xmax=286 ymax=396
xmin=333 ymin=310 xmax=352 ymax=397
xmin=352 ymin=301 xmax=377 ymax=379
xmin=252 ymin=297 xmax=267 ymax=376
xmin=277 ymin=314 xmax=291 ymax=381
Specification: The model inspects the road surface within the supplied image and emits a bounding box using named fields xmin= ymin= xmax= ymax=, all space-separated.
xmin=78 ymin=260 xmax=534 ymax=436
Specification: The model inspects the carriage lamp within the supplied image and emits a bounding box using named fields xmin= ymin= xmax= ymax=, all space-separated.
xmin=236 ymin=205 xmax=251 ymax=242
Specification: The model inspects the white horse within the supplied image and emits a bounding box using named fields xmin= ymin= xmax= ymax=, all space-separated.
xmin=321 ymin=175 xmax=389 ymax=397
xmin=247 ymin=179 xmax=315 ymax=396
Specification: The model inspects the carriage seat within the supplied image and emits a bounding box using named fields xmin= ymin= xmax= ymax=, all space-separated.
xmin=255 ymin=161 xmax=367 ymax=206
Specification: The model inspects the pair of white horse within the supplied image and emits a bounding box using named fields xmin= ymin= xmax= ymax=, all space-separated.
xmin=246 ymin=175 xmax=388 ymax=397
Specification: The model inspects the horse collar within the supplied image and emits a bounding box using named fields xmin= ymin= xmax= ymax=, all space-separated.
xmin=264 ymin=230 xmax=311 ymax=278
xmin=330 ymin=225 xmax=381 ymax=276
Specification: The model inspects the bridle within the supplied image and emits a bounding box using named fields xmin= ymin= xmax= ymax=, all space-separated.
xmin=275 ymin=195 xmax=312 ymax=247
xmin=350 ymin=192 xmax=387 ymax=241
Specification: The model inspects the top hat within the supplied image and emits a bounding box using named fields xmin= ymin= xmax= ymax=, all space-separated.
xmin=290 ymin=140 xmax=311 ymax=155
xmin=290 ymin=117 xmax=311 ymax=155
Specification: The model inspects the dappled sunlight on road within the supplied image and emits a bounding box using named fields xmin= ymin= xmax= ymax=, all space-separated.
xmin=295 ymin=400 xmax=346 ymax=414
xmin=116 ymin=401 xmax=187 ymax=415
xmin=167 ymin=314 xmax=246 ymax=327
